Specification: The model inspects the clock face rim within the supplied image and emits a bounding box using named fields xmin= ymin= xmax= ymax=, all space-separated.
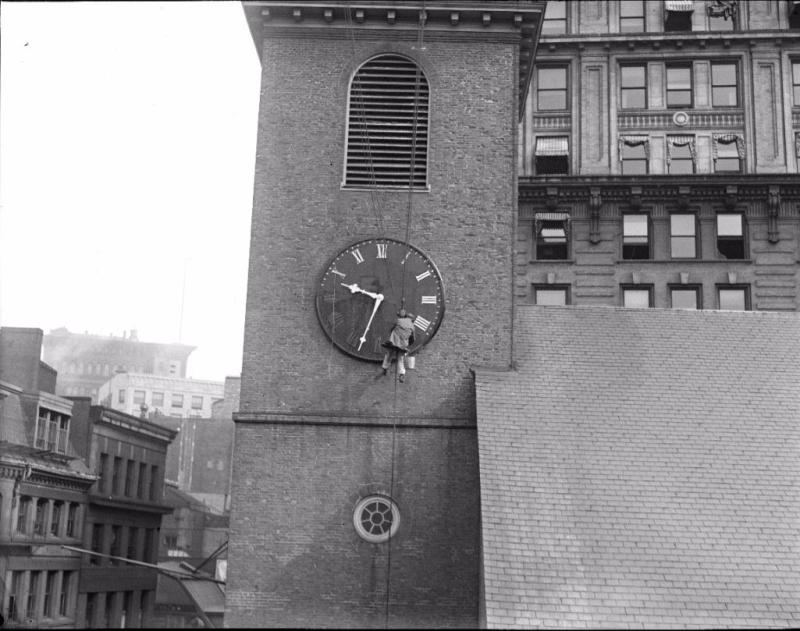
xmin=315 ymin=237 xmax=446 ymax=363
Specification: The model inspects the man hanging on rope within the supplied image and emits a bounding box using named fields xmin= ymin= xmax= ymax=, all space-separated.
xmin=381 ymin=309 xmax=415 ymax=383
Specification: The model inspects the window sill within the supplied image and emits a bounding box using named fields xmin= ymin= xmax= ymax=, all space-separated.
xmin=531 ymin=259 xmax=575 ymax=264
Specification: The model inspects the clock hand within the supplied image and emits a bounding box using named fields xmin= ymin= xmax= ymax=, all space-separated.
xmin=340 ymin=282 xmax=381 ymax=301
xmin=358 ymin=293 xmax=384 ymax=350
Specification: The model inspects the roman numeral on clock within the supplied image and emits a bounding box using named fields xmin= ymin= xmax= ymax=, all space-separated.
xmin=415 ymin=271 xmax=431 ymax=282
xmin=421 ymin=296 xmax=437 ymax=304
xmin=376 ymin=243 xmax=387 ymax=259
xmin=351 ymin=249 xmax=364 ymax=264
xmin=413 ymin=315 xmax=431 ymax=332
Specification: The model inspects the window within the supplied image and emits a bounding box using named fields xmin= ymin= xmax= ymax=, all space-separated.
xmin=66 ymin=503 xmax=78 ymax=538
xmin=534 ymin=213 xmax=570 ymax=259
xmin=59 ymin=571 xmax=73 ymax=617
xmin=344 ymin=54 xmax=429 ymax=188
xmin=664 ymin=0 xmax=693 ymax=31
xmin=717 ymin=213 xmax=746 ymax=259
xmin=620 ymin=0 xmax=645 ymax=32
xmin=35 ymin=408 xmax=69 ymax=454
xmin=622 ymin=285 xmax=653 ymax=308
xmin=537 ymin=66 xmax=568 ymax=111
xmin=98 ymin=453 xmax=108 ymax=494
xmin=622 ymin=214 xmax=650 ymax=259
xmin=110 ymin=525 xmax=122 ymax=564
xmin=191 ymin=395 xmax=203 ymax=410
xmin=43 ymin=571 xmax=56 ymax=618
xmin=138 ymin=462 xmax=148 ymax=498
xmin=171 ymin=393 xmax=184 ymax=408
xmin=670 ymin=214 xmax=697 ymax=258
xmin=34 ymin=498 xmax=47 ymax=535
xmin=714 ymin=134 xmax=743 ymax=172
xmin=541 ymin=0 xmax=567 ymax=34
xmin=152 ymin=391 xmax=164 ymax=407
xmin=113 ymin=457 xmax=123 ymax=495
xmin=670 ymin=286 xmax=701 ymax=309
xmin=50 ymin=501 xmax=63 ymax=536
xmin=27 ymin=571 xmax=39 ymax=619
xmin=718 ymin=286 xmax=749 ymax=310
xmin=85 ymin=592 xmax=97 ymax=629
xmin=620 ymin=136 xmax=649 ymax=174
xmin=144 ymin=529 xmax=155 ymax=564
xmin=128 ymin=528 xmax=139 ymax=560
xmin=353 ymin=495 xmax=400 ymax=543
xmin=707 ymin=0 xmax=736 ymax=30
xmin=620 ymin=65 xmax=647 ymax=109
xmin=17 ymin=496 xmax=30 ymax=533
xmin=90 ymin=523 xmax=103 ymax=565
xmin=534 ymin=137 xmax=569 ymax=175
xmin=149 ymin=465 xmax=159 ymax=501
xmin=793 ymin=62 xmax=800 ymax=105
xmin=125 ymin=460 xmax=135 ymax=496
xmin=133 ymin=390 xmax=145 ymax=405
xmin=118 ymin=388 xmax=125 ymax=404
xmin=165 ymin=534 xmax=179 ymax=549
xmin=9 ymin=571 xmax=21 ymax=622
xmin=666 ymin=65 xmax=692 ymax=108
xmin=533 ymin=286 xmax=570 ymax=306
xmin=667 ymin=135 xmax=695 ymax=174
xmin=711 ymin=63 xmax=737 ymax=107
xmin=122 ymin=592 xmax=134 ymax=629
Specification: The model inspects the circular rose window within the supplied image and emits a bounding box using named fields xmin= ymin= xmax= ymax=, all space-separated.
xmin=353 ymin=496 xmax=400 ymax=543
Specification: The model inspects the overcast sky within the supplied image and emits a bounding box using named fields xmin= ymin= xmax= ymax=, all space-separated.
xmin=0 ymin=1 xmax=262 ymax=381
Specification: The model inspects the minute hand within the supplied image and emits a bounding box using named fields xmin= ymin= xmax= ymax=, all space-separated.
xmin=358 ymin=294 xmax=384 ymax=350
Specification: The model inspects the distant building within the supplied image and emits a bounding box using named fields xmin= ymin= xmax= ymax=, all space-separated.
xmin=153 ymin=562 xmax=225 ymax=629
xmin=154 ymin=376 xmax=239 ymax=514
xmin=159 ymin=484 xmax=229 ymax=568
xmin=42 ymin=327 xmax=195 ymax=403
xmin=0 ymin=327 xmax=95 ymax=629
xmin=97 ymin=373 xmax=224 ymax=420
xmin=70 ymin=402 xmax=176 ymax=628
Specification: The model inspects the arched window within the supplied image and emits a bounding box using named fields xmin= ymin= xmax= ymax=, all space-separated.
xmin=344 ymin=54 xmax=429 ymax=189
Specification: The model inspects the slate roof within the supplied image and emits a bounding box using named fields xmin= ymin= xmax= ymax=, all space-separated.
xmin=475 ymin=305 xmax=800 ymax=629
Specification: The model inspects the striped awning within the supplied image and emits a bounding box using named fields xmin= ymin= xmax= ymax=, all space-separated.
xmin=665 ymin=0 xmax=694 ymax=11
xmin=621 ymin=135 xmax=649 ymax=146
xmin=534 ymin=212 xmax=570 ymax=222
xmin=713 ymin=134 xmax=745 ymax=159
xmin=535 ymin=137 xmax=569 ymax=156
xmin=668 ymin=135 xmax=695 ymax=147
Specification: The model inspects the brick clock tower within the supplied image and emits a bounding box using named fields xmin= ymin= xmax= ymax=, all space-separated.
xmin=229 ymin=2 xmax=543 ymax=627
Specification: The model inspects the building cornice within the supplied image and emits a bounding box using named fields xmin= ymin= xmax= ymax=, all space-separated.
xmin=242 ymin=1 xmax=545 ymax=119
xmin=92 ymin=406 xmax=178 ymax=444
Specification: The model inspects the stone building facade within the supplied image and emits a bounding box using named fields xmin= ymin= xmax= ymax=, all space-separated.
xmin=521 ymin=0 xmax=800 ymax=311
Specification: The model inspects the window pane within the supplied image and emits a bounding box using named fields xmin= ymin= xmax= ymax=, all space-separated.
xmin=670 ymin=214 xmax=695 ymax=236
xmin=671 ymin=236 xmax=696 ymax=258
xmin=717 ymin=214 xmax=742 ymax=236
xmin=538 ymin=91 xmax=566 ymax=111
xmin=621 ymin=66 xmax=645 ymax=88
xmin=535 ymin=289 xmax=567 ymax=306
xmin=620 ymin=17 xmax=644 ymax=32
xmin=672 ymin=289 xmax=698 ymax=309
xmin=623 ymin=215 xmax=648 ymax=238
xmin=708 ymin=14 xmax=734 ymax=31
xmin=624 ymin=289 xmax=650 ymax=308
xmin=712 ymin=63 xmax=736 ymax=85
xmin=715 ymin=157 xmax=740 ymax=172
xmin=667 ymin=67 xmax=691 ymax=90
xmin=793 ymin=63 xmax=800 ymax=85
xmin=538 ymin=67 xmax=566 ymax=89
xmin=719 ymin=289 xmax=746 ymax=310
xmin=667 ymin=90 xmax=692 ymax=107
xmin=621 ymin=88 xmax=646 ymax=109
xmin=794 ymin=86 xmax=800 ymax=106
xmin=621 ymin=158 xmax=647 ymax=175
xmin=712 ymin=86 xmax=737 ymax=107
xmin=620 ymin=0 xmax=644 ymax=18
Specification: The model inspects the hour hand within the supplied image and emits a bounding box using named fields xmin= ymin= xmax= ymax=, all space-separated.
xmin=341 ymin=282 xmax=380 ymax=301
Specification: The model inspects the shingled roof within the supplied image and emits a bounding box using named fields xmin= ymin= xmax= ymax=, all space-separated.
xmin=475 ymin=305 xmax=800 ymax=629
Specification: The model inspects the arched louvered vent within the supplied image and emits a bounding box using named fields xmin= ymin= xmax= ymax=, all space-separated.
xmin=345 ymin=54 xmax=429 ymax=188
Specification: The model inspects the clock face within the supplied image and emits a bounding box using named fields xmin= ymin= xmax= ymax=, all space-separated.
xmin=316 ymin=238 xmax=445 ymax=362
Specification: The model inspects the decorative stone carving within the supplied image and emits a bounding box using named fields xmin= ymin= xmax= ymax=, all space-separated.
xmin=768 ymin=186 xmax=780 ymax=243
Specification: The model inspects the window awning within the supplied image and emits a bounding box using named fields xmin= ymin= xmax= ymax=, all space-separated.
xmin=534 ymin=212 xmax=570 ymax=222
xmin=535 ymin=137 xmax=569 ymax=156
xmin=665 ymin=0 xmax=694 ymax=11
xmin=713 ymin=134 xmax=745 ymax=159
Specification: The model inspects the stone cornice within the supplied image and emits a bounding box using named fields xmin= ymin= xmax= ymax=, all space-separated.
xmin=242 ymin=1 xmax=545 ymax=118
xmin=519 ymin=175 xmax=800 ymax=205
xmin=235 ymin=410 xmax=475 ymax=428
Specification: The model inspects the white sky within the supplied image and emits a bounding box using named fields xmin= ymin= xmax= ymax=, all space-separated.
xmin=0 ymin=1 xmax=262 ymax=381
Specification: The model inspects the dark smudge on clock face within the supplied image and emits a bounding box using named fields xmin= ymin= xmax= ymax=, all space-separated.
xmin=315 ymin=238 xmax=445 ymax=362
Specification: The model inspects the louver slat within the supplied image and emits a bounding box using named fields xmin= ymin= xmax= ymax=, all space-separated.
xmin=345 ymin=54 xmax=429 ymax=188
